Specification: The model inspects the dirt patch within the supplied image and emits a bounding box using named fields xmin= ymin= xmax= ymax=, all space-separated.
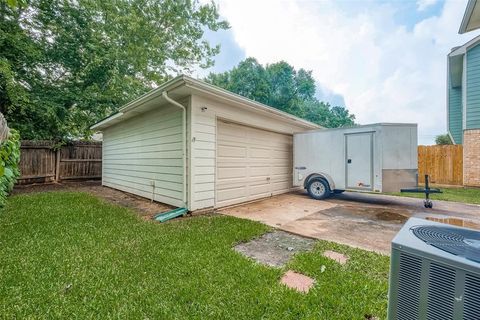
xmin=234 ymin=230 xmax=315 ymax=267
xmin=13 ymin=180 xmax=101 ymax=195
xmin=375 ymin=210 xmax=408 ymax=223
xmin=13 ymin=181 xmax=174 ymax=220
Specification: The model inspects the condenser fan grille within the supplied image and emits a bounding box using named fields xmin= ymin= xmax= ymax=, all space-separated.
xmin=412 ymin=226 xmax=480 ymax=263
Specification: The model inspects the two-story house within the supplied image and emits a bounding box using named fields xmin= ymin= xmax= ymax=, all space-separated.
xmin=447 ymin=0 xmax=480 ymax=186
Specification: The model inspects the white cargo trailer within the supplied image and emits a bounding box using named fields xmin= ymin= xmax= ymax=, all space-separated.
xmin=293 ymin=123 xmax=418 ymax=199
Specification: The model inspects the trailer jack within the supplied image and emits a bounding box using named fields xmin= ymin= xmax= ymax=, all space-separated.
xmin=400 ymin=175 xmax=442 ymax=208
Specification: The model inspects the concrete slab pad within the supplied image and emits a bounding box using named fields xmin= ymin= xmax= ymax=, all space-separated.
xmin=280 ymin=270 xmax=315 ymax=293
xmin=281 ymin=219 xmax=398 ymax=254
xmin=234 ymin=231 xmax=315 ymax=267
xmin=281 ymin=205 xmax=403 ymax=254
xmin=219 ymin=193 xmax=336 ymax=227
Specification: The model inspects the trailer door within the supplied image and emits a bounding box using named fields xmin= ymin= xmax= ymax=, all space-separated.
xmin=345 ymin=132 xmax=373 ymax=190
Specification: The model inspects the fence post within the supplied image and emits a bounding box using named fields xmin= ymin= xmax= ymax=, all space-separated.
xmin=55 ymin=148 xmax=61 ymax=182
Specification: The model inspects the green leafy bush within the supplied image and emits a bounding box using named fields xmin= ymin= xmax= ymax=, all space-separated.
xmin=0 ymin=129 xmax=20 ymax=207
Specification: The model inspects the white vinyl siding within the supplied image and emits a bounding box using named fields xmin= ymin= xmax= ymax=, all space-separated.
xmin=102 ymin=105 xmax=184 ymax=207
xmin=189 ymin=112 xmax=216 ymax=210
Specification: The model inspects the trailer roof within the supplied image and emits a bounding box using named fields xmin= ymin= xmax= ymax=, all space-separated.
xmin=294 ymin=122 xmax=417 ymax=135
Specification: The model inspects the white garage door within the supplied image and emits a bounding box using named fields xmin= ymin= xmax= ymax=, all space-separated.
xmin=216 ymin=120 xmax=293 ymax=207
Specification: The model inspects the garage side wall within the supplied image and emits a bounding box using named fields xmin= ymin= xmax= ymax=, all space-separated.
xmin=102 ymin=104 xmax=185 ymax=208
xmin=189 ymin=94 xmax=309 ymax=211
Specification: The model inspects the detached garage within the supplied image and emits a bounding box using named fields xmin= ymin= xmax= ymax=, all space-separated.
xmin=91 ymin=75 xmax=319 ymax=212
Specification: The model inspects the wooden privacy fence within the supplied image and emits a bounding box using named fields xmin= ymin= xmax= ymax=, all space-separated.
xmin=18 ymin=141 xmax=102 ymax=185
xmin=418 ymin=145 xmax=463 ymax=186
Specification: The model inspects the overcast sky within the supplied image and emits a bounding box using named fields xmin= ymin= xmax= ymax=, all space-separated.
xmin=197 ymin=0 xmax=480 ymax=145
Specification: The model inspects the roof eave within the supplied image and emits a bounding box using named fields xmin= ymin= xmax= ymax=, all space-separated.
xmin=118 ymin=76 xmax=186 ymax=113
xmin=182 ymin=76 xmax=320 ymax=130
xmin=448 ymin=34 xmax=480 ymax=59
xmin=460 ymin=0 xmax=479 ymax=34
xmin=91 ymin=74 xmax=321 ymax=131
xmin=90 ymin=76 xmax=187 ymax=131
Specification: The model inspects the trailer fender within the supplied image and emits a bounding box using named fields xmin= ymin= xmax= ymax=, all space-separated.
xmin=303 ymin=173 xmax=335 ymax=191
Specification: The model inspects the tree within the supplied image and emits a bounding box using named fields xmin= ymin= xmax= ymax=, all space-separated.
xmin=0 ymin=0 xmax=228 ymax=139
xmin=206 ymin=58 xmax=355 ymax=128
xmin=301 ymin=100 xmax=355 ymax=128
xmin=265 ymin=61 xmax=298 ymax=114
xmin=208 ymin=58 xmax=270 ymax=103
xmin=435 ymin=134 xmax=453 ymax=145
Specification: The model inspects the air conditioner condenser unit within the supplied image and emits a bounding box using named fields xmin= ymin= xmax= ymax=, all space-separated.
xmin=388 ymin=217 xmax=480 ymax=320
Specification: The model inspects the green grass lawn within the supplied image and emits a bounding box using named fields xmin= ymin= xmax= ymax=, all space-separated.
xmin=0 ymin=192 xmax=389 ymax=319
xmin=389 ymin=186 xmax=480 ymax=205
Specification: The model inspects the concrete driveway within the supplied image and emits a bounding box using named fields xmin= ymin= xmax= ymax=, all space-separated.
xmin=219 ymin=191 xmax=480 ymax=254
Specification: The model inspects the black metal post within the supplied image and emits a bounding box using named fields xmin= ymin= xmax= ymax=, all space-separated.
xmin=425 ymin=174 xmax=429 ymax=201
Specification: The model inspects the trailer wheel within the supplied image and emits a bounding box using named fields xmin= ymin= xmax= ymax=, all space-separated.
xmin=424 ymin=199 xmax=433 ymax=209
xmin=307 ymin=178 xmax=330 ymax=200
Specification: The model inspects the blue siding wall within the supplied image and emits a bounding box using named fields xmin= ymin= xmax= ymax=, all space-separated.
xmin=466 ymin=43 xmax=480 ymax=129
xmin=448 ymin=84 xmax=463 ymax=144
